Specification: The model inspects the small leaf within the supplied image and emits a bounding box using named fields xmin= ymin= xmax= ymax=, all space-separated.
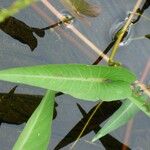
xmin=92 ymin=100 xmax=139 ymax=142
xmin=13 ymin=90 xmax=55 ymax=150
xmin=145 ymin=34 xmax=150 ymax=39
xmin=0 ymin=64 xmax=136 ymax=101
xmin=128 ymin=92 xmax=150 ymax=117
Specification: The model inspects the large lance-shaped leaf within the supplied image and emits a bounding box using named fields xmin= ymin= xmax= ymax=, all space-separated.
xmin=0 ymin=64 xmax=136 ymax=101
xmin=92 ymin=100 xmax=140 ymax=142
xmin=13 ymin=90 xmax=55 ymax=150
xmin=128 ymin=92 xmax=150 ymax=117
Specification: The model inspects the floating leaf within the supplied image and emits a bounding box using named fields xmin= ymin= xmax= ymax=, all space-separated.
xmin=145 ymin=34 xmax=150 ymax=40
xmin=0 ymin=64 xmax=136 ymax=101
xmin=92 ymin=100 xmax=139 ymax=142
xmin=128 ymin=91 xmax=150 ymax=117
xmin=13 ymin=90 xmax=55 ymax=150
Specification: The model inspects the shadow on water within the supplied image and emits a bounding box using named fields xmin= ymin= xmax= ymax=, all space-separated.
xmin=0 ymin=86 xmax=131 ymax=149
xmin=0 ymin=16 xmax=73 ymax=51
xmin=0 ymin=16 xmax=45 ymax=51
xmin=0 ymin=86 xmax=58 ymax=125
xmin=1 ymin=1 xmax=147 ymax=148
xmin=54 ymin=102 xmax=131 ymax=150
xmin=0 ymin=15 xmax=132 ymax=149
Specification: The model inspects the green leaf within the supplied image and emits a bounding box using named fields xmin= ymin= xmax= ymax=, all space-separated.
xmin=0 ymin=0 xmax=39 ymax=22
xmin=92 ymin=100 xmax=139 ymax=142
xmin=145 ymin=34 xmax=150 ymax=39
xmin=13 ymin=90 xmax=55 ymax=150
xmin=0 ymin=64 xmax=136 ymax=101
xmin=128 ymin=92 xmax=150 ymax=117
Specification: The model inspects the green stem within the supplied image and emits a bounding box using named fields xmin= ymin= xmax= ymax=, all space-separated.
xmin=109 ymin=0 xmax=143 ymax=65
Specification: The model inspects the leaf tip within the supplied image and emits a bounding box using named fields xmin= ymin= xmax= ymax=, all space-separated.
xmin=91 ymin=138 xmax=96 ymax=142
xmin=92 ymin=134 xmax=103 ymax=142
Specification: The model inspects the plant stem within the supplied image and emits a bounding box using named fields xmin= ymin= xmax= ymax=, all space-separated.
xmin=41 ymin=0 xmax=109 ymax=62
xmin=130 ymin=36 xmax=145 ymax=41
xmin=109 ymin=0 xmax=143 ymax=64
xmin=69 ymin=102 xmax=102 ymax=150
xmin=92 ymin=41 xmax=115 ymax=65
xmin=131 ymin=12 xmax=150 ymax=22
xmin=40 ymin=16 xmax=75 ymax=30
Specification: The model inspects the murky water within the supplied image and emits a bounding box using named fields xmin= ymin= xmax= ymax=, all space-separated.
xmin=0 ymin=0 xmax=150 ymax=150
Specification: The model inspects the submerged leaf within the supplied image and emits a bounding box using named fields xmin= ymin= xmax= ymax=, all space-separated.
xmin=13 ymin=90 xmax=55 ymax=150
xmin=0 ymin=64 xmax=136 ymax=101
xmin=60 ymin=0 xmax=100 ymax=18
xmin=92 ymin=100 xmax=139 ymax=142
xmin=145 ymin=34 xmax=150 ymax=40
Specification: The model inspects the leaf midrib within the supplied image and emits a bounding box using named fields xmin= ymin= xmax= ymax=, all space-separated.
xmin=1 ymin=74 xmax=107 ymax=82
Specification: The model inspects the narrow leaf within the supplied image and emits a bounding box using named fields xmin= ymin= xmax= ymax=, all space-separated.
xmin=128 ymin=92 xmax=150 ymax=117
xmin=0 ymin=64 xmax=136 ymax=101
xmin=92 ymin=100 xmax=139 ymax=142
xmin=13 ymin=90 xmax=55 ymax=150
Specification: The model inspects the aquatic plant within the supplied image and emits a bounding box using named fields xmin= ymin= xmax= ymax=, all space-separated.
xmin=0 ymin=0 xmax=149 ymax=150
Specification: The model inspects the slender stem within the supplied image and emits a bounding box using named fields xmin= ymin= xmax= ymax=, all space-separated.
xmin=41 ymin=0 xmax=109 ymax=62
xmin=69 ymin=102 xmax=102 ymax=150
xmin=109 ymin=0 xmax=143 ymax=63
xmin=130 ymin=36 xmax=145 ymax=41
xmin=40 ymin=16 xmax=75 ymax=30
xmin=130 ymin=12 xmax=150 ymax=22
xmin=92 ymin=41 xmax=115 ymax=65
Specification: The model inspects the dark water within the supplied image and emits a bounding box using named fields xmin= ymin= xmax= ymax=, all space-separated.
xmin=0 ymin=0 xmax=150 ymax=149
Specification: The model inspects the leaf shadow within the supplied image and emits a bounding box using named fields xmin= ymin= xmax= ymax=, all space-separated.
xmin=0 ymin=86 xmax=58 ymax=124
xmin=54 ymin=101 xmax=131 ymax=150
